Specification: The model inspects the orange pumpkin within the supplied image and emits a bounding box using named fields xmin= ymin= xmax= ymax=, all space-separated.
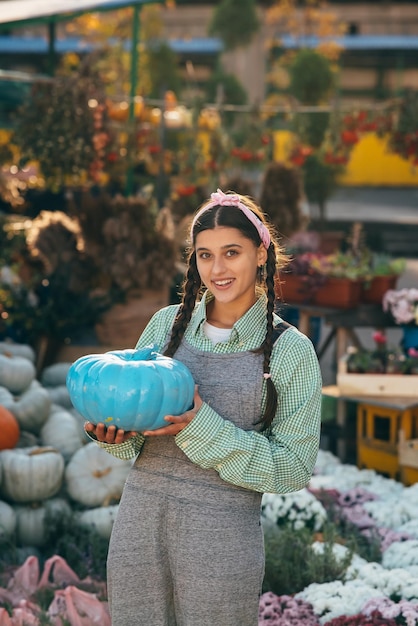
xmin=0 ymin=405 xmax=20 ymax=450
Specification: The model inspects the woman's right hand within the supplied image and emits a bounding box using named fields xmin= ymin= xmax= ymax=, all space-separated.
xmin=85 ymin=421 xmax=137 ymax=445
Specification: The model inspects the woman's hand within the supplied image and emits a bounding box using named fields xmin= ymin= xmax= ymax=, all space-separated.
xmin=143 ymin=386 xmax=202 ymax=437
xmin=84 ymin=421 xmax=137 ymax=444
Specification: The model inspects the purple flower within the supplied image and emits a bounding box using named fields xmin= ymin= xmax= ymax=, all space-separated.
xmin=259 ymin=592 xmax=320 ymax=625
xmin=377 ymin=527 xmax=414 ymax=551
xmin=341 ymin=504 xmax=376 ymax=530
xmin=337 ymin=488 xmax=378 ymax=508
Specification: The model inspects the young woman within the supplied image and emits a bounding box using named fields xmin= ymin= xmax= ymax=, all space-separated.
xmin=85 ymin=189 xmax=322 ymax=626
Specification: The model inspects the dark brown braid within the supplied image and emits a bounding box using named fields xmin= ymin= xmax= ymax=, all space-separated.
xmin=254 ymin=243 xmax=279 ymax=430
xmin=164 ymin=251 xmax=201 ymax=358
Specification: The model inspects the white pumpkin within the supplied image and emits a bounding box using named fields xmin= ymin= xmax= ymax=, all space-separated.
xmin=0 ymin=500 xmax=16 ymax=539
xmin=77 ymin=505 xmax=119 ymax=539
xmin=0 ymin=341 xmax=36 ymax=363
xmin=0 ymin=446 xmax=65 ymax=503
xmin=0 ymin=385 xmax=14 ymax=411
xmin=11 ymin=380 xmax=51 ymax=434
xmin=65 ymin=443 xmax=131 ymax=507
xmin=46 ymin=384 xmax=72 ymax=409
xmin=0 ymin=353 xmax=36 ymax=394
xmin=14 ymin=498 xmax=71 ymax=547
xmin=40 ymin=408 xmax=84 ymax=461
xmin=41 ymin=362 xmax=71 ymax=387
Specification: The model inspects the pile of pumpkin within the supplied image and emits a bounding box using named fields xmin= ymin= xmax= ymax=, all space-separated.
xmin=0 ymin=342 xmax=133 ymax=550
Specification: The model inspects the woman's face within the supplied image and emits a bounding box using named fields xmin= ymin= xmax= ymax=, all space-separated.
xmin=195 ymin=226 xmax=267 ymax=310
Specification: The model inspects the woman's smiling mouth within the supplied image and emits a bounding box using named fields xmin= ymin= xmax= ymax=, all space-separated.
xmin=213 ymin=279 xmax=234 ymax=288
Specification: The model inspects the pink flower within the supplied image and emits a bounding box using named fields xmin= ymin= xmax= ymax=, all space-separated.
xmin=372 ymin=331 xmax=386 ymax=345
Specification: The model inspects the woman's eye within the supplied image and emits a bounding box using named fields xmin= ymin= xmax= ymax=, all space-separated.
xmin=226 ymin=249 xmax=238 ymax=257
xmin=199 ymin=252 xmax=210 ymax=260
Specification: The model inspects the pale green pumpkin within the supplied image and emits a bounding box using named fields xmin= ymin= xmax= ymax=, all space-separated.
xmin=0 ymin=500 xmax=16 ymax=539
xmin=65 ymin=443 xmax=131 ymax=507
xmin=11 ymin=381 xmax=52 ymax=434
xmin=0 ymin=446 xmax=65 ymax=503
xmin=0 ymin=354 xmax=36 ymax=394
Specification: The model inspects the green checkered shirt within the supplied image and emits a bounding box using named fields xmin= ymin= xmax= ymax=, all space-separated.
xmin=91 ymin=292 xmax=322 ymax=494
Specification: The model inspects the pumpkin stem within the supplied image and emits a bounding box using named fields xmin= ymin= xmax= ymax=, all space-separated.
xmin=93 ymin=467 xmax=112 ymax=478
xmin=29 ymin=447 xmax=60 ymax=456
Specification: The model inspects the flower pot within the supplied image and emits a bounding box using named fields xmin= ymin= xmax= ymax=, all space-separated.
xmin=275 ymin=275 xmax=311 ymax=304
xmin=277 ymin=275 xmax=362 ymax=309
xmin=314 ymin=278 xmax=362 ymax=308
xmin=361 ymin=275 xmax=398 ymax=304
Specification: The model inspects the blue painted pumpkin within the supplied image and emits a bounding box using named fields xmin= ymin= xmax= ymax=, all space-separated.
xmin=66 ymin=346 xmax=195 ymax=431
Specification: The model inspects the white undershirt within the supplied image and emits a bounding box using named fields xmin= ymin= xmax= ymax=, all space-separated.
xmin=204 ymin=321 xmax=233 ymax=344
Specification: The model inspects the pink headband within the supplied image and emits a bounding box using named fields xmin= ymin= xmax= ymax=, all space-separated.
xmin=190 ymin=188 xmax=271 ymax=249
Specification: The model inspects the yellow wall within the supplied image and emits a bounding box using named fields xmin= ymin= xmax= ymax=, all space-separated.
xmin=273 ymin=131 xmax=418 ymax=187
xmin=339 ymin=134 xmax=418 ymax=186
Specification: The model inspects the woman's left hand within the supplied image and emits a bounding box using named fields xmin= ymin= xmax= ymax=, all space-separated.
xmin=143 ymin=386 xmax=202 ymax=437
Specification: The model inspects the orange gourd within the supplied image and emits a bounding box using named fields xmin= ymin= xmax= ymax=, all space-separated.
xmin=0 ymin=405 xmax=20 ymax=450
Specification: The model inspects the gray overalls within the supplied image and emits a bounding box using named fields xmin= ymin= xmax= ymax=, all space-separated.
xmin=107 ymin=338 xmax=267 ymax=626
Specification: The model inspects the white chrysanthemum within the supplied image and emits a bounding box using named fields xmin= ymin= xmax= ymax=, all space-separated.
xmin=363 ymin=499 xmax=418 ymax=528
xmin=261 ymin=489 xmax=327 ymax=531
xmin=350 ymin=562 xmax=418 ymax=600
xmin=397 ymin=519 xmax=418 ymax=538
xmin=310 ymin=462 xmax=403 ymax=496
xmin=314 ymin=449 xmax=342 ymax=474
xmin=296 ymin=579 xmax=385 ymax=624
xmin=382 ymin=540 xmax=418 ymax=569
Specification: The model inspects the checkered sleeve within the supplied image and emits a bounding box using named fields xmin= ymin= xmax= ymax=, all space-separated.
xmin=85 ymin=429 xmax=145 ymax=460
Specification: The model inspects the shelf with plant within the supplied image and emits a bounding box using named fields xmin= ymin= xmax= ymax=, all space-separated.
xmin=277 ymin=222 xmax=406 ymax=309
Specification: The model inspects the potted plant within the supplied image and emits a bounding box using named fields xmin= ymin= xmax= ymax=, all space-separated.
xmin=361 ymin=253 xmax=406 ymax=304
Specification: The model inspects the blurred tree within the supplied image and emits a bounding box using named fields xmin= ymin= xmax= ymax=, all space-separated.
xmin=64 ymin=5 xmax=181 ymax=100
xmin=209 ymin=0 xmax=260 ymax=51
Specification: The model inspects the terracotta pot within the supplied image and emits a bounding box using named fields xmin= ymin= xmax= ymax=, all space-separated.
xmin=277 ymin=275 xmax=362 ymax=309
xmin=361 ymin=275 xmax=398 ymax=304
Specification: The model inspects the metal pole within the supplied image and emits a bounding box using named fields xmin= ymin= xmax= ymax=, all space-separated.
xmin=125 ymin=3 xmax=141 ymax=196
xmin=47 ymin=21 xmax=56 ymax=76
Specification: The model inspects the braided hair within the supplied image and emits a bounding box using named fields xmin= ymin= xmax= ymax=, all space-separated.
xmin=164 ymin=193 xmax=287 ymax=430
